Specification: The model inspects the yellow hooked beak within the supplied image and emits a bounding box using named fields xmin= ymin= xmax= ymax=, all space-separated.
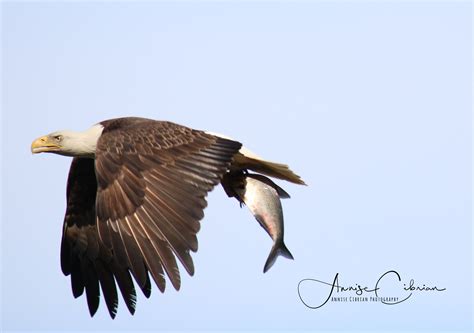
xmin=31 ymin=135 xmax=61 ymax=154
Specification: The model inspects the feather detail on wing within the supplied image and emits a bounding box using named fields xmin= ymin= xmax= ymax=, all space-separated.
xmin=61 ymin=119 xmax=241 ymax=317
xmin=61 ymin=158 xmax=137 ymax=318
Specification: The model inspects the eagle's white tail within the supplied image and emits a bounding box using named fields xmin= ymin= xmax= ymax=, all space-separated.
xmin=232 ymin=153 xmax=306 ymax=185
xmin=206 ymin=131 xmax=306 ymax=185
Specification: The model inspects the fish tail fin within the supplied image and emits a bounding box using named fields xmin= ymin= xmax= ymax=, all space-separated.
xmin=263 ymin=241 xmax=294 ymax=273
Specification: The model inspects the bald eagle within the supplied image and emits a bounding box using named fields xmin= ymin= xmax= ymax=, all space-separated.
xmin=31 ymin=117 xmax=304 ymax=318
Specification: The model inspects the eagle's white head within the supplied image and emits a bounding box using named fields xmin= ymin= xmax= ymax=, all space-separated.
xmin=31 ymin=124 xmax=104 ymax=158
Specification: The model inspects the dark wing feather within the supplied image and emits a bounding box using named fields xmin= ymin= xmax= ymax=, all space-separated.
xmin=90 ymin=119 xmax=241 ymax=315
xmin=61 ymin=120 xmax=241 ymax=317
xmin=61 ymin=158 xmax=138 ymax=318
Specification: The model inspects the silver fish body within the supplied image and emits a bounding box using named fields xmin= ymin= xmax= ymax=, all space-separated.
xmin=224 ymin=172 xmax=294 ymax=272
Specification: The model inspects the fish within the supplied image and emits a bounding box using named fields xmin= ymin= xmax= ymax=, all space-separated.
xmin=223 ymin=172 xmax=294 ymax=273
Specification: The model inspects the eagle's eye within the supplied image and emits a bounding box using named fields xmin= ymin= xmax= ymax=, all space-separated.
xmin=53 ymin=135 xmax=63 ymax=142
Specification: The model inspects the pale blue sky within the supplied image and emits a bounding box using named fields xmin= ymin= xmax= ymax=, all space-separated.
xmin=1 ymin=1 xmax=472 ymax=332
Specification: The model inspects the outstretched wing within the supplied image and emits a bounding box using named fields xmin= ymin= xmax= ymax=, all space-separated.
xmin=62 ymin=118 xmax=241 ymax=317
xmin=61 ymin=157 xmax=139 ymax=318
